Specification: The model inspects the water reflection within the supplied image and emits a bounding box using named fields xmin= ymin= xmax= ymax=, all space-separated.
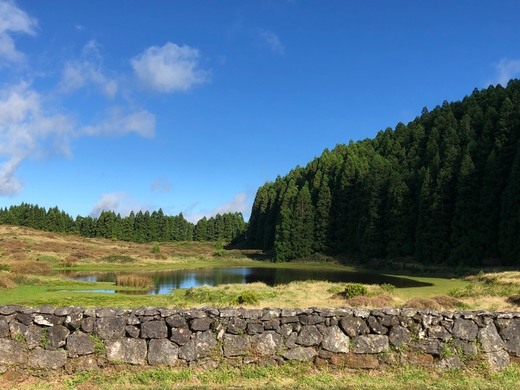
xmin=62 ymin=266 xmax=431 ymax=295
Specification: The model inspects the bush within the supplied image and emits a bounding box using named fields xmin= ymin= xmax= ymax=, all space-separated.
xmin=237 ymin=290 xmax=259 ymax=305
xmin=151 ymin=243 xmax=161 ymax=254
xmin=0 ymin=272 xmax=16 ymax=289
xmin=340 ymin=283 xmax=368 ymax=299
xmin=346 ymin=294 xmax=393 ymax=308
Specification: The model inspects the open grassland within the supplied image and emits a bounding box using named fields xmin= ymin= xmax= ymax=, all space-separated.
xmin=2 ymin=362 xmax=520 ymax=390
xmin=1 ymin=225 xmax=520 ymax=311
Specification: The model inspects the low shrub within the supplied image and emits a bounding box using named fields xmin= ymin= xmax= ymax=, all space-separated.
xmin=102 ymin=255 xmax=136 ymax=263
xmin=340 ymin=283 xmax=368 ymax=299
xmin=506 ymin=295 xmax=520 ymax=306
xmin=0 ymin=263 xmax=12 ymax=272
xmin=237 ymin=290 xmax=259 ymax=305
xmin=402 ymin=297 xmax=442 ymax=311
xmin=115 ymin=274 xmax=155 ymax=289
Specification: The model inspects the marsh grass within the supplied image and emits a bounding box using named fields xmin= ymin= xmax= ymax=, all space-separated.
xmin=102 ymin=254 xmax=137 ymax=264
xmin=115 ymin=274 xmax=155 ymax=289
xmin=0 ymin=272 xmax=16 ymax=289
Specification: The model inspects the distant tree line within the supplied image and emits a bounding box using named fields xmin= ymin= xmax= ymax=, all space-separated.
xmin=0 ymin=203 xmax=246 ymax=243
xmin=246 ymin=80 xmax=520 ymax=266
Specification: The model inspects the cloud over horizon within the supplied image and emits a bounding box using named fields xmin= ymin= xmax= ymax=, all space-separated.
xmin=492 ymin=58 xmax=520 ymax=87
xmin=131 ymin=42 xmax=209 ymax=93
xmin=184 ymin=192 xmax=250 ymax=223
xmin=89 ymin=192 xmax=151 ymax=218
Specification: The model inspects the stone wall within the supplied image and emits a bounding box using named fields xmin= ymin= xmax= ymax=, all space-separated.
xmin=0 ymin=305 xmax=519 ymax=373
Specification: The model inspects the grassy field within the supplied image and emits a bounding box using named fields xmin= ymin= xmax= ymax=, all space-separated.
xmin=0 ymin=225 xmax=519 ymax=311
xmin=2 ymin=361 xmax=520 ymax=389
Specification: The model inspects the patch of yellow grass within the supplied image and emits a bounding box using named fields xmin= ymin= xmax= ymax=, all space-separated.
xmin=115 ymin=274 xmax=155 ymax=290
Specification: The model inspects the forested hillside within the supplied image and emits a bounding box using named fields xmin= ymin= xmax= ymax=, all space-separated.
xmin=0 ymin=203 xmax=246 ymax=243
xmin=247 ymin=80 xmax=520 ymax=266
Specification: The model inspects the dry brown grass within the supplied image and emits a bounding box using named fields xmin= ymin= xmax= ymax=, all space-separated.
xmin=402 ymin=295 xmax=464 ymax=310
xmin=9 ymin=261 xmax=51 ymax=275
xmin=0 ymin=272 xmax=16 ymax=289
xmin=345 ymin=294 xmax=394 ymax=308
xmin=115 ymin=274 xmax=155 ymax=289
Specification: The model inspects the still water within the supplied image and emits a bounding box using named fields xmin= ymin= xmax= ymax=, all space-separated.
xmin=62 ymin=266 xmax=431 ymax=295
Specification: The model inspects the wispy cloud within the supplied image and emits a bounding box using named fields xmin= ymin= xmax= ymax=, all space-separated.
xmin=81 ymin=106 xmax=156 ymax=138
xmin=0 ymin=0 xmax=37 ymax=64
xmin=150 ymin=177 xmax=172 ymax=193
xmin=0 ymin=82 xmax=75 ymax=195
xmin=89 ymin=192 xmax=151 ymax=218
xmin=184 ymin=193 xmax=249 ymax=223
xmin=258 ymin=28 xmax=285 ymax=54
xmin=131 ymin=42 xmax=209 ymax=93
xmin=490 ymin=58 xmax=520 ymax=87
xmin=59 ymin=40 xmax=118 ymax=98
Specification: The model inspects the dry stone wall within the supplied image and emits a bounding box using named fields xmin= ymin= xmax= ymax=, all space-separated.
xmin=0 ymin=305 xmax=519 ymax=373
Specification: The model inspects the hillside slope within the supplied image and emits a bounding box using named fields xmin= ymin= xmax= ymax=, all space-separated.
xmin=247 ymin=80 xmax=520 ymax=266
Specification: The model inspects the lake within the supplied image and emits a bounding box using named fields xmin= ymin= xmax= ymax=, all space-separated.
xmin=62 ymin=266 xmax=431 ymax=295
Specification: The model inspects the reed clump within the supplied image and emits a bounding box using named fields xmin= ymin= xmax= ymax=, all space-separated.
xmin=115 ymin=274 xmax=155 ymax=289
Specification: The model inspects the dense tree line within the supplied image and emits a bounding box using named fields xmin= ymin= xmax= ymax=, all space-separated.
xmin=0 ymin=203 xmax=246 ymax=243
xmin=247 ymin=80 xmax=520 ymax=266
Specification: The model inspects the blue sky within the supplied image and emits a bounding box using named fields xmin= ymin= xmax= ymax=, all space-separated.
xmin=1 ymin=0 xmax=520 ymax=222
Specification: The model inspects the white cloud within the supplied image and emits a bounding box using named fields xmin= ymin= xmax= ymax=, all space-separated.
xmin=185 ymin=193 xmax=250 ymax=223
xmin=150 ymin=177 xmax=172 ymax=193
xmin=0 ymin=82 xmax=75 ymax=195
xmin=131 ymin=42 xmax=209 ymax=93
xmin=89 ymin=192 xmax=151 ymax=218
xmin=82 ymin=106 xmax=156 ymax=138
xmin=0 ymin=0 xmax=37 ymax=63
xmin=258 ymin=29 xmax=285 ymax=54
xmin=59 ymin=40 xmax=118 ymax=98
xmin=490 ymin=58 xmax=520 ymax=87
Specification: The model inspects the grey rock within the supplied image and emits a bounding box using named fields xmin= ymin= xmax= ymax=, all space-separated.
xmin=64 ymin=311 xmax=83 ymax=330
xmin=281 ymin=309 xmax=297 ymax=317
xmin=186 ymin=309 xmax=206 ymax=319
xmin=126 ymin=325 xmax=140 ymax=338
xmin=297 ymin=325 xmax=323 ymax=347
xmin=478 ymin=323 xmax=505 ymax=353
xmin=485 ymin=350 xmax=510 ymax=371
xmin=339 ymin=316 xmax=369 ymax=337
xmin=9 ymin=321 xmax=27 ymax=338
xmin=0 ymin=305 xmax=22 ymax=315
xmin=412 ymin=339 xmax=441 ymax=355
xmin=16 ymin=313 xmax=33 ymax=326
xmin=37 ymin=305 xmax=55 ymax=314
xmin=428 ymin=325 xmax=452 ymax=341
xmin=437 ymin=356 xmax=464 ymax=370
xmin=166 ymin=314 xmax=186 ymax=328
xmin=243 ymin=309 xmax=263 ymax=319
xmin=225 ymin=318 xmax=247 ymax=335
xmin=106 ymin=338 xmax=147 ymax=365
xmin=352 ymin=335 xmax=389 ymax=354
xmin=283 ymin=346 xmax=317 ymax=361
xmin=28 ymin=348 xmax=67 ymax=370
xmin=261 ymin=309 xmax=280 ymax=320
xmin=252 ymin=331 xmax=283 ymax=356
xmin=263 ymin=319 xmax=280 ymax=331
xmin=223 ymin=334 xmax=250 ymax=357
xmin=452 ymin=318 xmax=478 ymax=341
xmin=389 ymin=326 xmax=411 ymax=348
xmin=46 ymin=325 xmax=70 ymax=350
xmin=179 ymin=330 xmax=218 ymax=361
xmin=298 ymin=314 xmax=324 ymax=325
xmin=246 ymin=322 xmax=264 ymax=335
xmin=141 ymin=320 xmax=168 ymax=339
xmin=148 ymin=339 xmax=179 ymax=366
xmin=381 ymin=315 xmax=400 ymax=327
xmin=450 ymin=339 xmax=478 ymax=358
xmin=67 ymin=332 xmax=95 ymax=357
xmin=278 ymin=324 xmax=293 ymax=337
xmin=367 ymin=316 xmax=387 ymax=335
xmin=33 ymin=314 xmax=60 ymax=327
xmin=0 ymin=319 xmax=9 ymax=337
xmin=353 ymin=308 xmax=371 ymax=318
xmin=94 ymin=317 xmax=126 ymax=339
xmin=280 ymin=316 xmax=299 ymax=324
xmin=321 ymin=325 xmax=349 ymax=353
xmin=25 ymin=325 xmax=43 ymax=349
xmin=190 ymin=317 xmax=213 ymax=332
xmin=126 ymin=315 xmax=141 ymax=326
xmin=496 ymin=318 xmax=520 ymax=357
xmin=81 ymin=317 xmax=95 ymax=333
xmin=171 ymin=326 xmax=191 ymax=346
xmin=0 ymin=339 xmax=27 ymax=365
xmin=220 ymin=309 xmax=240 ymax=317
xmin=96 ymin=308 xmax=117 ymax=318
xmin=83 ymin=308 xmax=96 ymax=317
xmin=286 ymin=332 xmax=298 ymax=349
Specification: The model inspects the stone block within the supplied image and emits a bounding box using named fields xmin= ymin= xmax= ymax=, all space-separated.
xmin=223 ymin=334 xmax=250 ymax=357
xmin=94 ymin=317 xmax=126 ymax=339
xmin=297 ymin=325 xmax=323 ymax=347
xmin=28 ymin=348 xmax=67 ymax=370
xmin=141 ymin=320 xmax=168 ymax=339
xmin=283 ymin=346 xmax=317 ymax=361
xmin=178 ymin=330 xmax=218 ymax=361
xmin=321 ymin=325 xmax=349 ymax=353
xmin=352 ymin=335 xmax=389 ymax=354
xmin=106 ymin=338 xmax=147 ymax=365
xmin=67 ymin=332 xmax=95 ymax=357
xmin=339 ymin=316 xmax=369 ymax=337
xmin=148 ymin=339 xmax=179 ymax=366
